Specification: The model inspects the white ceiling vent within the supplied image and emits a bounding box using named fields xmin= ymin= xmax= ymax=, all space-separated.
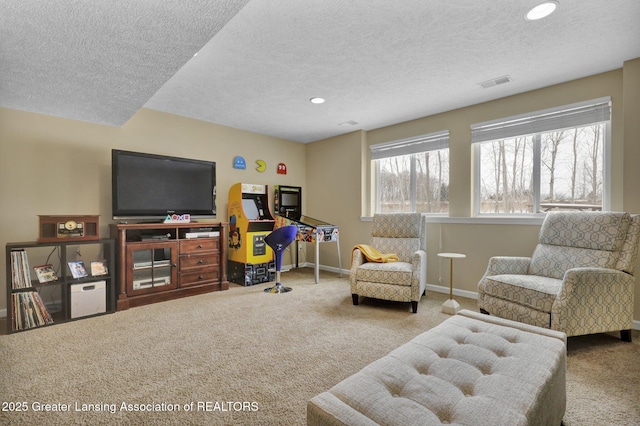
xmin=479 ymin=75 xmax=513 ymax=89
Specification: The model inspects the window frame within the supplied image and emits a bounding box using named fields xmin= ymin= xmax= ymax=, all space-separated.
xmin=471 ymin=98 xmax=612 ymax=216
xmin=371 ymin=130 xmax=450 ymax=214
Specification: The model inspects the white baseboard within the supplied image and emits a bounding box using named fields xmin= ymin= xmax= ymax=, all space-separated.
xmin=284 ymin=262 xmax=344 ymax=276
xmin=338 ymin=267 xmax=640 ymax=332
xmin=425 ymin=282 xmax=640 ymax=331
xmin=3 ymin=271 xmax=639 ymax=332
xmin=426 ymin=282 xmax=479 ymax=301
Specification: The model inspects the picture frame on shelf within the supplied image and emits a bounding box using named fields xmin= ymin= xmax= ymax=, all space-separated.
xmin=90 ymin=260 xmax=109 ymax=276
xmin=33 ymin=264 xmax=58 ymax=283
xmin=68 ymin=260 xmax=88 ymax=279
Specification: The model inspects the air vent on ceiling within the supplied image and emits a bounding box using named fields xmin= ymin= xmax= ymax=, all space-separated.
xmin=338 ymin=120 xmax=359 ymax=127
xmin=479 ymin=75 xmax=512 ymax=89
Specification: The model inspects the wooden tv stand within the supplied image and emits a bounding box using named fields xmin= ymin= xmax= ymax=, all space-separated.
xmin=110 ymin=222 xmax=228 ymax=311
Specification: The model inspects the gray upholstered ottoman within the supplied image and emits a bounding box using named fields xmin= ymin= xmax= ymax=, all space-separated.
xmin=307 ymin=310 xmax=566 ymax=426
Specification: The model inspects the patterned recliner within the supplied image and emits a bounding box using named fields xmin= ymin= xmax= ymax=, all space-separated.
xmin=350 ymin=213 xmax=427 ymax=313
xmin=478 ymin=211 xmax=640 ymax=341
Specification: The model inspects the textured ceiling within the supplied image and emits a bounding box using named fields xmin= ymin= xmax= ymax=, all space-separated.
xmin=0 ymin=0 xmax=250 ymax=126
xmin=2 ymin=1 xmax=640 ymax=143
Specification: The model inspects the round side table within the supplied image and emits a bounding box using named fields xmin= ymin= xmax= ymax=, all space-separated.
xmin=437 ymin=252 xmax=466 ymax=315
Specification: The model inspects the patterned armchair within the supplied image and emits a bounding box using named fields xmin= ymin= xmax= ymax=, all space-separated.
xmin=350 ymin=213 xmax=427 ymax=313
xmin=478 ymin=211 xmax=640 ymax=341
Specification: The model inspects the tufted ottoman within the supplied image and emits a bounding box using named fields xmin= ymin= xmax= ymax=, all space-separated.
xmin=307 ymin=310 xmax=566 ymax=426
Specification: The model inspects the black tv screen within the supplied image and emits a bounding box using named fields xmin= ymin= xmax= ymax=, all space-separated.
xmin=112 ymin=150 xmax=216 ymax=219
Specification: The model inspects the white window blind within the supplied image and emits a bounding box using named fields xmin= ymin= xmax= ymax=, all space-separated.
xmin=370 ymin=131 xmax=449 ymax=160
xmin=470 ymin=97 xmax=611 ymax=143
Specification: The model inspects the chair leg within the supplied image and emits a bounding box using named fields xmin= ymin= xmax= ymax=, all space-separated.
xmin=411 ymin=301 xmax=418 ymax=313
xmin=621 ymin=329 xmax=632 ymax=342
xmin=352 ymin=294 xmax=359 ymax=306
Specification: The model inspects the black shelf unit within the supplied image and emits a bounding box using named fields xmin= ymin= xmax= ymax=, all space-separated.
xmin=5 ymin=239 xmax=116 ymax=334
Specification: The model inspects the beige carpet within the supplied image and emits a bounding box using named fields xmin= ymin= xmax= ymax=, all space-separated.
xmin=1 ymin=268 xmax=638 ymax=425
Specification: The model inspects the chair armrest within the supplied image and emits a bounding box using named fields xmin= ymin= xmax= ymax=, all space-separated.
xmin=350 ymin=248 xmax=365 ymax=286
xmin=351 ymin=248 xmax=365 ymax=267
xmin=411 ymin=250 xmax=427 ymax=299
xmin=552 ymin=267 xmax=635 ymax=333
xmin=560 ymin=267 xmax=635 ymax=294
xmin=411 ymin=250 xmax=427 ymax=276
xmin=483 ymin=256 xmax=531 ymax=277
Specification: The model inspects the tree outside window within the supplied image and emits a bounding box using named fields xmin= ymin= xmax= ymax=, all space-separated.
xmin=473 ymin=99 xmax=610 ymax=215
xmin=372 ymin=132 xmax=449 ymax=214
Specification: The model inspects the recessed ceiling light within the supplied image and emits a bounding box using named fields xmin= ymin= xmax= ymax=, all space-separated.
xmin=526 ymin=1 xmax=558 ymax=21
xmin=309 ymin=97 xmax=325 ymax=104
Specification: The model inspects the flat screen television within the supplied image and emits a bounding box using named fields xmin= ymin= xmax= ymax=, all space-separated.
xmin=112 ymin=149 xmax=216 ymax=220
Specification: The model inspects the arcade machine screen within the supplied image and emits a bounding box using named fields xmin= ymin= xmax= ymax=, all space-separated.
xmin=242 ymin=198 xmax=260 ymax=220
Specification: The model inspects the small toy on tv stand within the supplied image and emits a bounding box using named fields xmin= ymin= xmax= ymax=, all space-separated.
xmin=163 ymin=213 xmax=191 ymax=224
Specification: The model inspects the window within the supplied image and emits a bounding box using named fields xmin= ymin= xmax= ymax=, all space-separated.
xmin=371 ymin=131 xmax=449 ymax=214
xmin=472 ymin=98 xmax=611 ymax=215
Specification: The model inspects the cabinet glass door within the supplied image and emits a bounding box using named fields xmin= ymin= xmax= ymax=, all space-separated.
xmin=127 ymin=244 xmax=177 ymax=294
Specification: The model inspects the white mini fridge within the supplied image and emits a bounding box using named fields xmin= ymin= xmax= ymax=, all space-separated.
xmin=71 ymin=280 xmax=106 ymax=319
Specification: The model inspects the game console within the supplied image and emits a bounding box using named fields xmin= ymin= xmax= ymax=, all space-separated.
xmin=133 ymin=276 xmax=170 ymax=290
xmin=181 ymin=227 xmax=220 ymax=238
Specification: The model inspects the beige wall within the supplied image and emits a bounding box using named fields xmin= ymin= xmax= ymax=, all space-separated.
xmin=623 ymin=58 xmax=640 ymax=214
xmin=2 ymin=59 xmax=639 ymax=324
xmin=622 ymin=57 xmax=640 ymax=322
xmin=369 ymin=69 xmax=626 ymax=298
xmin=0 ymin=108 xmax=306 ymax=312
xmin=364 ymin=69 xmax=626 ymax=216
xmin=309 ymin=61 xmax=640 ymax=323
xmin=305 ymin=131 xmax=371 ymax=269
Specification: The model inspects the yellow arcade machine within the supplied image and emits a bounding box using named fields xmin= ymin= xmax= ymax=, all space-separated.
xmin=227 ymin=183 xmax=275 ymax=285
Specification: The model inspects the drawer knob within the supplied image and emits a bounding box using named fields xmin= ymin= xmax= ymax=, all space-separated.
xmin=197 ymin=244 xmax=203 ymax=249
xmin=198 ymin=260 xmax=204 ymax=264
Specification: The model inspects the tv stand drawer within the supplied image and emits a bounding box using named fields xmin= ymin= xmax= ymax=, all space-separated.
xmin=180 ymin=254 xmax=219 ymax=270
xmin=180 ymin=238 xmax=219 ymax=253
xmin=179 ymin=269 xmax=220 ymax=287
